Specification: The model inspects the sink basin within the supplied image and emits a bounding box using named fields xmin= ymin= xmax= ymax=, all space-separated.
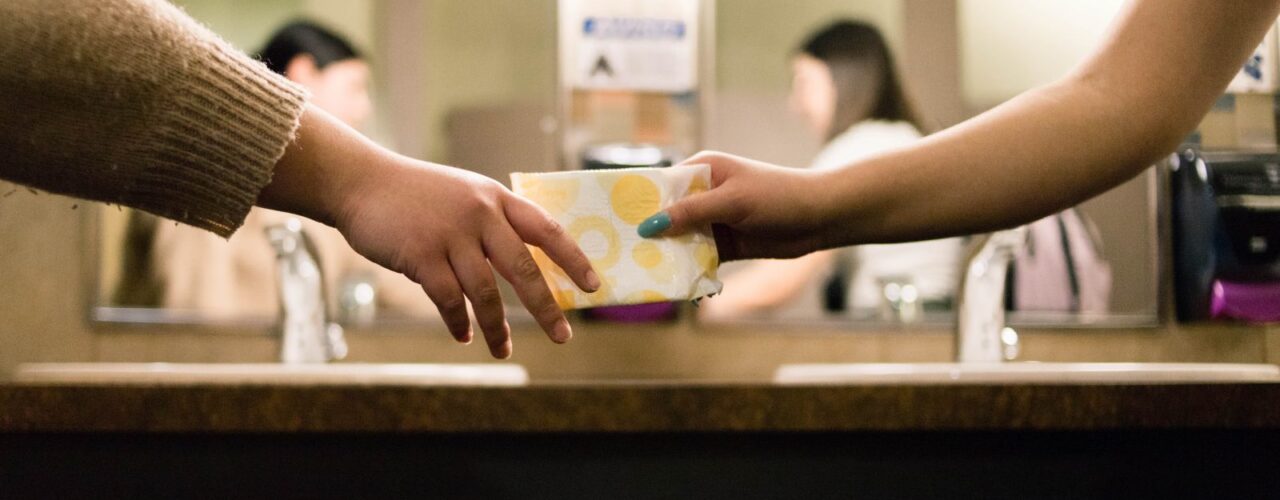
xmin=774 ymin=362 xmax=1280 ymax=385
xmin=12 ymin=363 xmax=529 ymax=386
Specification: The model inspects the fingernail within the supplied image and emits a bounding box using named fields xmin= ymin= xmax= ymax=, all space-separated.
xmin=585 ymin=269 xmax=601 ymax=292
xmin=552 ymin=319 xmax=573 ymax=343
xmin=492 ymin=338 xmax=512 ymax=359
xmin=637 ymin=212 xmax=672 ymax=238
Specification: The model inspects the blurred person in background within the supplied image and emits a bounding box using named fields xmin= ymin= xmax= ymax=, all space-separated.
xmin=699 ymin=21 xmax=962 ymax=321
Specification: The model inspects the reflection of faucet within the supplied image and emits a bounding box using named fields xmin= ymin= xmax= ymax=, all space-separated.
xmin=266 ymin=219 xmax=347 ymax=364
xmin=955 ymin=227 xmax=1027 ymax=363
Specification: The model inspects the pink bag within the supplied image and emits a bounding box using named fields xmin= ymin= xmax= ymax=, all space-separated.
xmin=1009 ymin=210 xmax=1112 ymax=313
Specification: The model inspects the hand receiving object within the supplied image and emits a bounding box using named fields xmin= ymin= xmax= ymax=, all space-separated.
xmin=512 ymin=164 xmax=722 ymax=310
xmin=266 ymin=106 xmax=601 ymax=359
xmin=635 ymin=151 xmax=834 ymax=261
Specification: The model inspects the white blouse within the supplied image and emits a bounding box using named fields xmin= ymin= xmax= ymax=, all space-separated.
xmin=811 ymin=120 xmax=963 ymax=309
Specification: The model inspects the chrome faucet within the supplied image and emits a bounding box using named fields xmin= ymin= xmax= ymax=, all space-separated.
xmin=266 ymin=219 xmax=347 ymax=364
xmin=955 ymin=227 xmax=1027 ymax=363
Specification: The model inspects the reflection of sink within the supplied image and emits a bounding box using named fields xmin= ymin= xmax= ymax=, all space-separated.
xmin=13 ymin=363 xmax=529 ymax=386
xmin=774 ymin=362 xmax=1280 ymax=385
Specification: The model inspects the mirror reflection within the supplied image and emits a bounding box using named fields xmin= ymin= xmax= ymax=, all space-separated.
xmin=93 ymin=0 xmax=1159 ymax=328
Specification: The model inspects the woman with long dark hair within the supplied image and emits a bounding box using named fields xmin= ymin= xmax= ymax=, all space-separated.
xmin=700 ymin=21 xmax=961 ymax=319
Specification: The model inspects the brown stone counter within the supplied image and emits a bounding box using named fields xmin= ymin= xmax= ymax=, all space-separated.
xmin=3 ymin=381 xmax=1280 ymax=433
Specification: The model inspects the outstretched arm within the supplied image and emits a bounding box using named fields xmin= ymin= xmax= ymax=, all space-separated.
xmin=649 ymin=0 xmax=1280 ymax=261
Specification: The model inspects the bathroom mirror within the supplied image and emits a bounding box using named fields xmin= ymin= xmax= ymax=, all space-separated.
xmin=699 ymin=0 xmax=1157 ymax=329
xmin=90 ymin=0 xmax=1159 ymax=329
xmin=91 ymin=0 xmax=561 ymax=327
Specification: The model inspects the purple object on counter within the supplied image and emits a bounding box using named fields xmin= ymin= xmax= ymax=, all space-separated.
xmin=588 ymin=302 xmax=678 ymax=323
xmin=1211 ymin=280 xmax=1280 ymax=323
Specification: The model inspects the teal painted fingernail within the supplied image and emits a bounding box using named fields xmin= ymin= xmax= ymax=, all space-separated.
xmin=637 ymin=212 xmax=672 ymax=238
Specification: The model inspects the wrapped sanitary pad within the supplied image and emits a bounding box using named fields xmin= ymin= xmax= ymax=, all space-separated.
xmin=511 ymin=165 xmax=722 ymax=310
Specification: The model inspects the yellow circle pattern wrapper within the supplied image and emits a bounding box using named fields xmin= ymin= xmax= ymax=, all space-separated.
xmin=569 ymin=216 xmax=621 ymax=270
xmin=696 ymin=241 xmax=719 ymax=274
xmin=631 ymin=241 xmax=664 ymax=269
xmin=610 ymin=175 xmax=661 ymax=225
xmin=515 ymin=176 xmax=579 ymax=216
xmin=511 ymin=167 xmax=722 ymax=310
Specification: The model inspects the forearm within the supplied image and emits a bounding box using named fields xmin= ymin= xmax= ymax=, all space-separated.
xmin=0 ymin=0 xmax=305 ymax=237
xmin=821 ymin=0 xmax=1280 ymax=246
xmin=824 ymin=79 xmax=1163 ymax=244
xmin=256 ymin=104 xmax=392 ymax=227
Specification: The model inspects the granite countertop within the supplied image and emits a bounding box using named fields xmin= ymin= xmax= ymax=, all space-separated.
xmin=3 ymin=381 xmax=1280 ymax=433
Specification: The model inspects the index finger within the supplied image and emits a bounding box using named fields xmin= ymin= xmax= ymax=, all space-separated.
xmin=679 ymin=151 xmax=742 ymax=187
xmin=502 ymin=195 xmax=601 ymax=293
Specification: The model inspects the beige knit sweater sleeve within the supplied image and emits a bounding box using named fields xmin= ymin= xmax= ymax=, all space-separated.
xmin=0 ymin=0 xmax=307 ymax=237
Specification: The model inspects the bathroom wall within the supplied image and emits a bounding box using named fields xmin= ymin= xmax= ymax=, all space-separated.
xmin=174 ymin=0 xmax=374 ymax=58
xmin=1 ymin=192 xmax=95 ymax=375
xmin=411 ymin=0 xmax=560 ymax=163
xmin=959 ymin=0 xmax=1126 ymax=109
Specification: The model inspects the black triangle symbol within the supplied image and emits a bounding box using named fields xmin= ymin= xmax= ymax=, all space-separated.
xmin=591 ymin=54 xmax=614 ymax=78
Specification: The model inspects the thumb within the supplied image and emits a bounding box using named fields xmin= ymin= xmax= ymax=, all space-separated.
xmin=637 ymin=189 xmax=739 ymax=238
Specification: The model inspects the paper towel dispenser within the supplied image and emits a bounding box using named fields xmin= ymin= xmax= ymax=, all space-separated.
xmin=1170 ymin=149 xmax=1280 ymax=322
